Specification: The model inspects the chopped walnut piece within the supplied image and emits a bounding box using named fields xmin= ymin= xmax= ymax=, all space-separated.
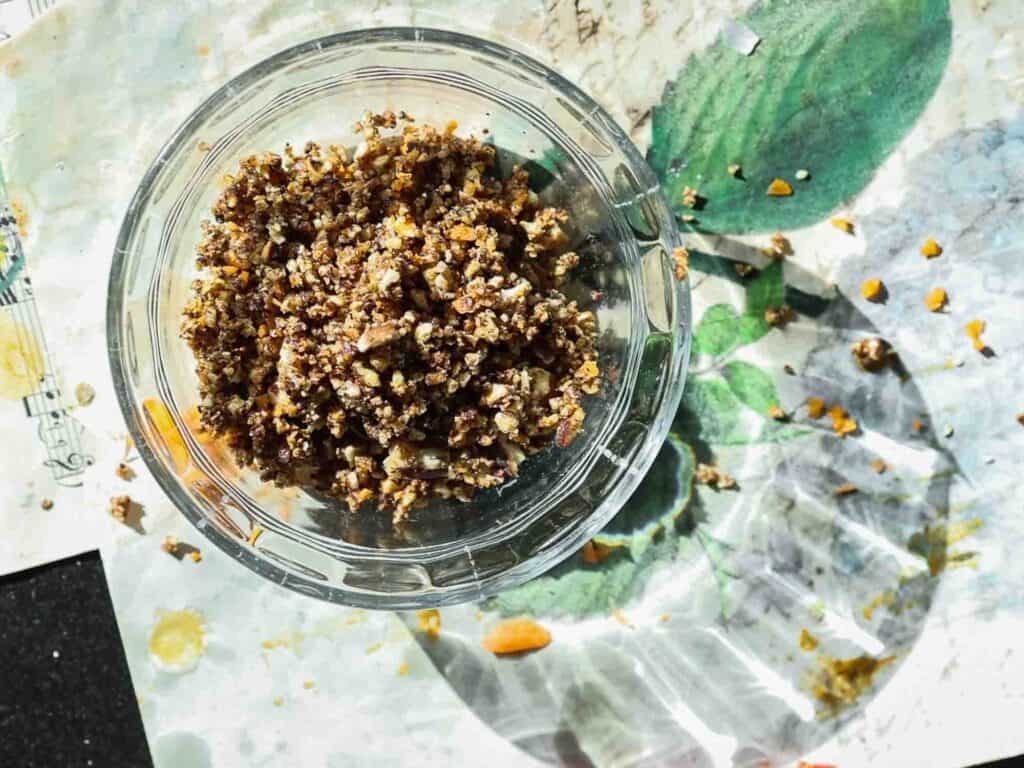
xmin=109 ymin=495 xmax=131 ymax=523
xmin=920 ymin=238 xmax=943 ymax=258
xmin=181 ymin=113 xmax=599 ymax=522
xmin=766 ymin=178 xmax=793 ymax=196
xmin=830 ymin=217 xmax=854 ymax=234
xmin=835 ymin=483 xmax=858 ymax=496
xmin=40 ymin=498 xmax=54 ymax=511
xmin=851 ymin=337 xmax=893 ymax=372
xmin=765 ymin=305 xmax=795 ymax=327
xmin=483 ymin=618 xmax=551 ymax=655
xmin=870 ymin=459 xmax=887 ymax=474
xmin=681 ymin=186 xmax=700 ymax=208
xmin=695 ymin=463 xmax=736 ymax=490
xmin=807 ymin=397 xmax=826 ymax=419
xmin=672 ymin=246 xmax=689 ymax=281
xmin=861 ymin=278 xmax=885 ymax=302
xmin=925 ymin=287 xmax=948 ymax=312
xmin=115 ymin=462 xmax=135 ymax=481
xmin=829 ymin=405 xmax=858 ymax=437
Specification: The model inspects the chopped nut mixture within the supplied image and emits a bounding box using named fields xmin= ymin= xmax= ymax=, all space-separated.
xmin=851 ymin=337 xmax=893 ymax=372
xmin=860 ymin=278 xmax=885 ymax=302
xmin=182 ymin=113 xmax=599 ymax=521
xmin=767 ymin=178 xmax=793 ymax=197
xmin=695 ymin=463 xmax=736 ymax=490
xmin=109 ymin=494 xmax=131 ymax=523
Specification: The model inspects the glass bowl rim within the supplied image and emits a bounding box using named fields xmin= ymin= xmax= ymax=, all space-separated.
xmin=107 ymin=25 xmax=691 ymax=609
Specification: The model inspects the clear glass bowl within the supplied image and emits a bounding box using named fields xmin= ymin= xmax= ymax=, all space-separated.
xmin=107 ymin=28 xmax=690 ymax=609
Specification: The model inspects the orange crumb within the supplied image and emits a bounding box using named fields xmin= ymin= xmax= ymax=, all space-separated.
xmin=829 ymin=405 xmax=858 ymax=437
xmin=767 ymin=178 xmax=794 ymax=196
xmin=920 ymin=238 xmax=943 ymax=258
xmin=189 ymin=550 xmax=202 ymax=563
xmin=870 ymin=459 xmax=887 ymax=474
xmin=161 ymin=537 xmax=179 ymax=556
xmin=861 ymin=278 xmax=884 ymax=302
xmin=581 ymin=540 xmax=614 ymax=564
xmin=483 ymin=618 xmax=551 ymax=655
xmin=924 ymin=287 xmax=947 ymax=312
xmin=831 ymin=217 xmax=854 ymax=234
xmin=912 ymin=418 xmax=925 ymax=433
xmin=417 ymin=609 xmax=442 ymax=640
xmin=807 ymin=398 xmax=826 ymax=419
xmin=767 ymin=404 xmax=787 ymax=421
xmin=672 ymin=246 xmax=689 ymax=281
xmin=835 ymin=483 xmax=859 ymax=496
xmin=397 ymin=662 xmax=410 ymax=676
xmin=612 ymin=609 xmax=633 ymax=627
xmin=247 ymin=525 xmax=264 ymax=546
xmin=444 ymin=120 xmax=459 ymax=134
xmin=965 ymin=319 xmax=988 ymax=352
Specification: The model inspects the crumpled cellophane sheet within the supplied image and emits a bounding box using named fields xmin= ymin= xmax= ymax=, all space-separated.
xmin=2 ymin=1 xmax=1024 ymax=766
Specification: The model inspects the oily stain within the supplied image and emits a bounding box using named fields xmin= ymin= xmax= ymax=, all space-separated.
xmin=806 ymin=652 xmax=896 ymax=719
xmin=0 ymin=311 xmax=44 ymax=400
xmin=149 ymin=609 xmax=207 ymax=673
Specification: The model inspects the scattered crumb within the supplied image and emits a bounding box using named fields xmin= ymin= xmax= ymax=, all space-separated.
xmin=727 ymin=163 xmax=742 ymax=178
xmin=659 ymin=613 xmax=671 ymax=623
xmin=860 ymin=278 xmax=885 ymax=302
xmin=830 ymin=217 xmax=854 ymax=234
xmin=734 ymin=261 xmax=757 ymax=278
xmin=943 ymin=424 xmax=955 ymax=438
xmin=799 ymin=628 xmax=819 ymax=651
xmin=590 ymin=290 xmax=606 ymax=302
xmin=681 ymin=185 xmax=700 ymax=209
xmin=924 ymin=287 xmax=947 ymax=312
xmin=303 ymin=680 xmax=315 ymax=690
xmin=765 ymin=305 xmax=794 ymax=328
xmin=1018 ymin=414 xmax=1024 ymax=427
xmin=197 ymin=140 xmax=212 ymax=152
xmin=109 ymin=494 xmax=131 ymax=523
xmin=273 ymin=697 xmax=283 ymax=707
xmin=40 ymin=498 xmax=54 ymax=511
xmin=965 ymin=319 xmax=989 ymax=352
xmin=767 ymin=178 xmax=793 ymax=196
xmin=912 ymin=418 xmax=925 ymax=433
xmin=581 ymin=539 xmax=613 ymax=564
xmin=835 ymin=482 xmax=858 ymax=496
xmin=920 ymin=238 xmax=943 ymax=258
xmin=74 ymin=382 xmax=96 ymax=407
xmin=795 ymin=169 xmax=811 ymax=181
xmin=189 ymin=550 xmax=202 ymax=563
xmin=695 ymin=463 xmax=737 ymax=490
xmin=397 ymin=662 xmax=410 ymax=676
xmin=767 ymin=404 xmax=787 ymax=421
xmin=482 ymin=618 xmax=551 ymax=655
xmin=611 ymin=608 xmax=633 ymax=627
xmin=672 ymin=246 xmax=689 ymax=281
xmin=806 ymin=398 xmax=826 ymax=420
xmin=870 ymin=459 xmax=887 ymax=474
xmin=764 ymin=231 xmax=792 ymax=260
xmin=161 ymin=536 xmax=179 ymax=556
xmin=851 ymin=337 xmax=893 ymax=372
xmin=115 ymin=462 xmax=135 ymax=481
xmin=247 ymin=525 xmax=264 ymax=546
xmin=417 ymin=609 xmax=441 ymax=640
xmin=783 ymin=364 xmax=796 ymax=376
xmin=828 ymin=405 xmax=858 ymax=437
xmin=365 ymin=642 xmax=383 ymax=654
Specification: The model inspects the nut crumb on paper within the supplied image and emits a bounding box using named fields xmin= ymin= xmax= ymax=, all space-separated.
xmin=482 ymin=618 xmax=551 ymax=655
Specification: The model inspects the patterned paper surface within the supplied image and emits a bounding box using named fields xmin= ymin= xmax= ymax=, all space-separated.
xmin=2 ymin=1 xmax=1023 ymax=767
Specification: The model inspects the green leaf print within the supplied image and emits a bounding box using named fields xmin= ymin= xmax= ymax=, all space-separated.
xmin=693 ymin=304 xmax=744 ymax=357
xmin=744 ymin=261 xmax=785 ymax=320
xmin=722 ymin=360 xmax=780 ymax=414
xmin=675 ymin=377 xmax=742 ymax=444
xmin=647 ymin=0 xmax=952 ymax=233
xmin=486 ymin=436 xmax=696 ymax=619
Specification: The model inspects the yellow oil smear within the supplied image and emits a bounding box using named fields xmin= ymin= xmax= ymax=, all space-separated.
xmin=260 ymin=610 xmax=369 ymax=653
xmin=799 ymin=628 xmax=819 ymax=651
xmin=806 ymin=653 xmax=896 ymax=719
xmin=143 ymin=398 xmax=192 ymax=474
xmin=862 ymin=590 xmax=898 ymax=620
xmin=0 ymin=312 xmax=44 ymax=399
xmin=149 ymin=609 xmax=206 ymax=673
xmin=261 ymin=631 xmax=304 ymax=651
xmin=908 ymin=517 xmax=983 ymax=576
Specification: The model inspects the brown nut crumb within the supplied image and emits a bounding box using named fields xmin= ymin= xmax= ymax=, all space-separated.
xmin=181 ymin=113 xmax=600 ymax=523
xmin=417 ymin=609 xmax=441 ymax=640
xmin=835 ymin=483 xmax=858 ymax=496
xmin=807 ymin=397 xmax=826 ymax=419
xmin=672 ymin=246 xmax=689 ymax=281
xmin=783 ymin=364 xmax=796 ymax=376
xmin=767 ymin=404 xmax=787 ymax=421
xmin=482 ymin=618 xmax=551 ymax=655
xmin=734 ymin=261 xmax=757 ymax=278
xmin=920 ymin=238 xmax=943 ymax=258
xmin=829 ymin=405 xmax=858 ymax=437
xmin=765 ymin=305 xmax=795 ymax=328
xmin=925 ymin=287 xmax=947 ymax=312
xmin=681 ymin=186 xmax=701 ymax=208
xmin=695 ymin=463 xmax=736 ymax=490
xmin=40 ymin=498 xmax=54 ymax=511
xmin=581 ymin=539 xmax=613 ymax=564
xmin=109 ymin=495 xmax=131 ymax=523
xmin=965 ymin=319 xmax=988 ymax=352
xmin=766 ymin=178 xmax=793 ymax=196
xmin=161 ymin=536 xmax=179 ymax=556
xmin=851 ymin=337 xmax=893 ymax=372
xmin=870 ymin=458 xmax=887 ymax=474
xmin=762 ymin=232 xmax=792 ymax=260
xmin=861 ymin=278 xmax=885 ymax=302
xmin=189 ymin=550 xmax=203 ymax=563
xmin=830 ymin=217 xmax=854 ymax=234
xmin=115 ymin=462 xmax=135 ymax=481
xmin=1016 ymin=413 xmax=1024 ymax=427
